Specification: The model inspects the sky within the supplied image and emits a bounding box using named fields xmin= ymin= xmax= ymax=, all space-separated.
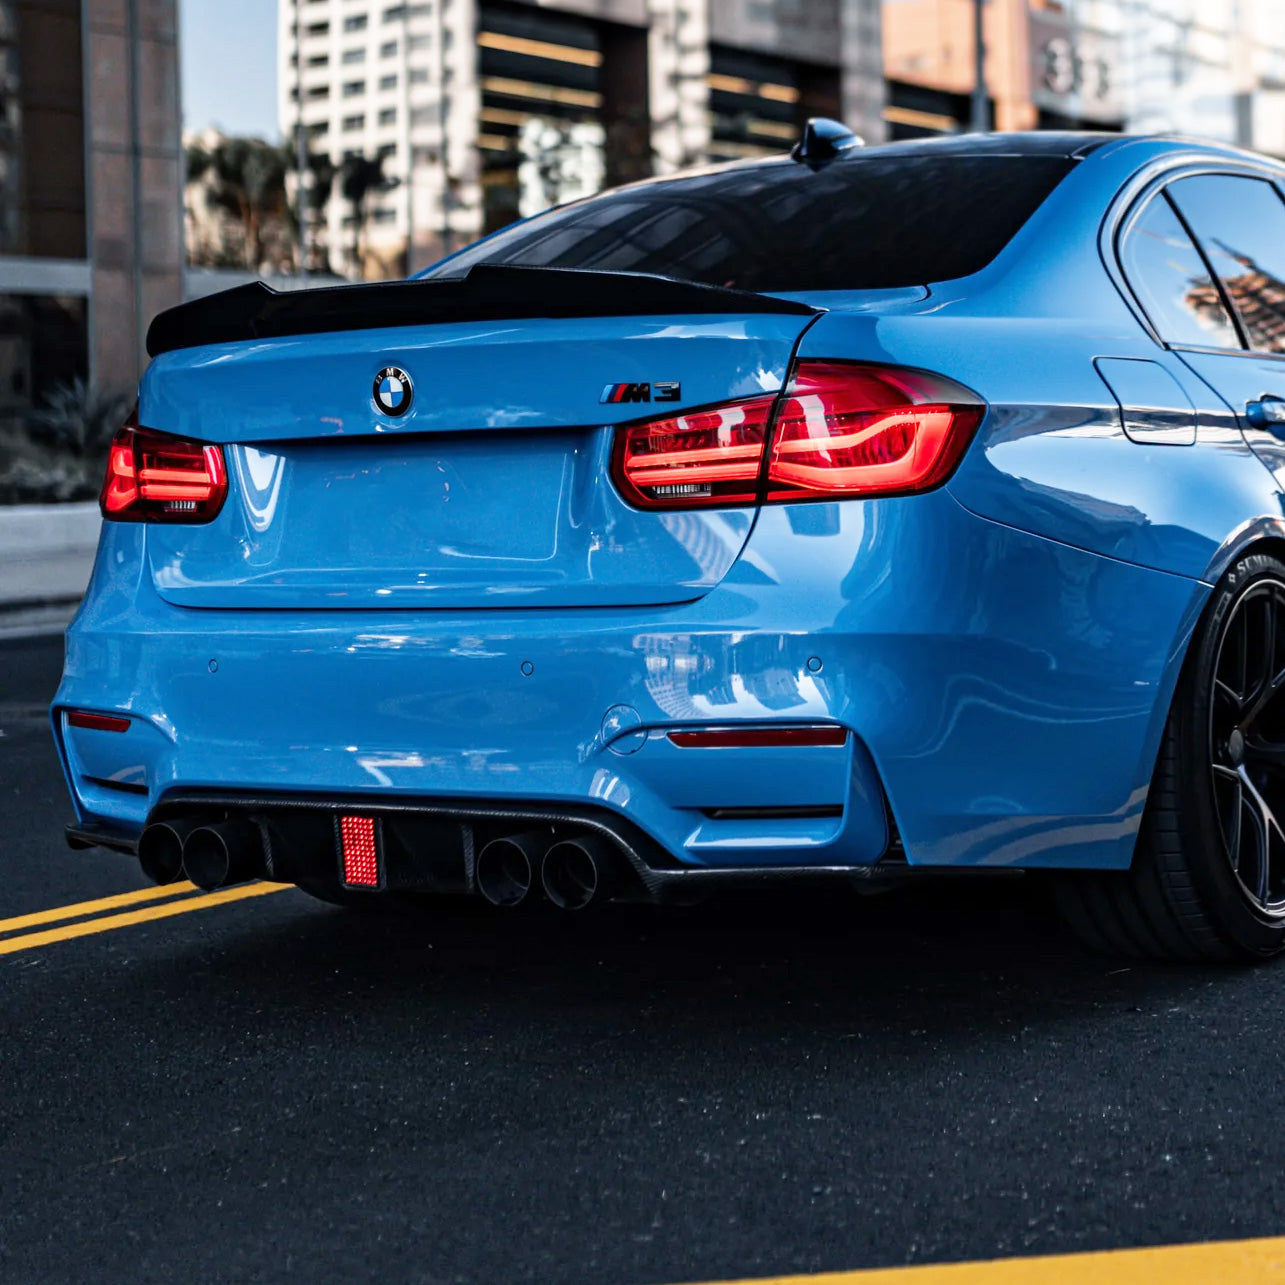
xmin=180 ymin=0 xmax=280 ymax=141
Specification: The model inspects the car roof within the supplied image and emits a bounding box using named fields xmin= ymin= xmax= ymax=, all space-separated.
xmin=840 ymin=130 xmax=1120 ymax=160
xmin=670 ymin=131 xmax=1283 ymax=185
xmin=830 ymin=131 xmax=1285 ymax=174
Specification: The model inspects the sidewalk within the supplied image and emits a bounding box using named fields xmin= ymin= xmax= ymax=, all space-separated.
xmin=0 ymin=502 xmax=99 ymax=612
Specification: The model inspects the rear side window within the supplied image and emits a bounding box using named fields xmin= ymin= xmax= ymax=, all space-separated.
xmin=1119 ymin=194 xmax=1240 ymax=349
xmin=421 ymin=155 xmax=1075 ymax=293
xmin=1167 ymin=174 xmax=1285 ymax=355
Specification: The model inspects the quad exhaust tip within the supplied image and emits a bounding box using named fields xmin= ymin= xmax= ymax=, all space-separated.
xmin=475 ymin=832 xmax=545 ymax=908
xmin=181 ymin=819 xmax=263 ymax=891
xmin=540 ymin=835 xmax=623 ymax=911
xmin=137 ymin=819 xmax=197 ymax=886
xmin=138 ymin=815 xmax=630 ymax=905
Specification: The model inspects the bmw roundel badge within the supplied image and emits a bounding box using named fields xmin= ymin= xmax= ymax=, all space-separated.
xmin=373 ymin=366 xmax=414 ymax=417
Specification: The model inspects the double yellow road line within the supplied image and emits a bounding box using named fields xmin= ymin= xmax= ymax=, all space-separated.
xmin=0 ymin=879 xmax=288 ymax=955
xmin=6 ymin=886 xmax=1285 ymax=1284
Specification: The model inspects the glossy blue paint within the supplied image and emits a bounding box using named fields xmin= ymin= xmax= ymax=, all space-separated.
xmin=139 ymin=314 xmax=812 ymax=611
xmin=52 ymin=133 xmax=1285 ymax=874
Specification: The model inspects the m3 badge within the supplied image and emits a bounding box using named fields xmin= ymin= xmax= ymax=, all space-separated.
xmin=600 ymin=382 xmax=681 ymax=405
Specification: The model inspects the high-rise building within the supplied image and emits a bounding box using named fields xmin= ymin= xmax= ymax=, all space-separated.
xmin=279 ymin=0 xmax=1285 ymax=284
xmin=882 ymin=0 xmax=1285 ymax=154
xmin=277 ymin=0 xmax=886 ymax=279
xmin=0 ymin=0 xmax=183 ymax=426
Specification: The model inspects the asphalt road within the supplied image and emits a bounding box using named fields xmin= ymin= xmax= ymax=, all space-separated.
xmin=4 ymin=631 xmax=1285 ymax=1284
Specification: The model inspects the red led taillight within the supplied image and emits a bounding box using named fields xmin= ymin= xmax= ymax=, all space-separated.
xmin=66 ymin=710 xmax=131 ymax=733
xmin=766 ymin=363 xmax=984 ymax=502
xmin=668 ymin=726 xmax=848 ymax=748
xmin=611 ymin=362 xmax=983 ymax=509
xmin=100 ymin=411 xmax=228 ymax=523
xmin=340 ymin=815 xmax=380 ymax=887
xmin=611 ymin=394 xmax=777 ymax=509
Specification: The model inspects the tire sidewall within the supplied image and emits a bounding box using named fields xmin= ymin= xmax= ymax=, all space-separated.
xmin=1170 ymin=552 xmax=1285 ymax=956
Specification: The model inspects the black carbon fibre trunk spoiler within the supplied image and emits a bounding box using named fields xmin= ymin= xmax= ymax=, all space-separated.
xmin=146 ymin=265 xmax=819 ymax=357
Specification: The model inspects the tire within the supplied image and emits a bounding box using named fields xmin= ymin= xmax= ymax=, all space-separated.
xmin=1055 ymin=551 xmax=1285 ymax=962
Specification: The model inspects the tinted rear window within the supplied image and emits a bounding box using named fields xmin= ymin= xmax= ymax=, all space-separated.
xmin=424 ymin=155 xmax=1076 ymax=293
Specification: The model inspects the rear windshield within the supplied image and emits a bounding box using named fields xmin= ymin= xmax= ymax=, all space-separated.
xmin=423 ymin=154 xmax=1075 ymax=293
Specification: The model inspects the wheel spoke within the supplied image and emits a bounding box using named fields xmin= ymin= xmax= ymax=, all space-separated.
xmin=1242 ymin=800 xmax=1268 ymax=899
xmin=1210 ymin=581 xmax=1285 ymax=913
xmin=1215 ymin=676 xmax=1245 ymax=715
xmin=1244 ymin=739 xmax=1285 ymax=769
xmin=1239 ymin=765 xmax=1285 ymax=906
xmin=1238 ymin=605 xmax=1250 ymax=701
xmin=1242 ymin=666 xmax=1285 ymax=732
xmin=1224 ymin=779 xmax=1246 ymax=873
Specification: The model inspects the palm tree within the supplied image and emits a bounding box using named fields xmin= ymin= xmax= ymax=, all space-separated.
xmin=202 ymin=137 xmax=290 ymax=271
xmin=339 ymin=154 xmax=393 ymax=279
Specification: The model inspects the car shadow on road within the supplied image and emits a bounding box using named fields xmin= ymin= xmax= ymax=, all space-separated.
xmin=157 ymin=876 xmax=1238 ymax=1052
xmin=10 ymin=874 xmax=1264 ymax=1285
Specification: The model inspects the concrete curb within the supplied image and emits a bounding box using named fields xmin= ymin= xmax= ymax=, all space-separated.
xmin=0 ymin=502 xmax=100 ymax=607
xmin=0 ymin=501 xmax=101 ymax=555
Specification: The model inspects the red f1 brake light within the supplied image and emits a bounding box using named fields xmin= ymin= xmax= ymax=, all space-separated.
xmin=100 ymin=410 xmax=228 ymax=523
xmin=611 ymin=361 xmax=984 ymax=510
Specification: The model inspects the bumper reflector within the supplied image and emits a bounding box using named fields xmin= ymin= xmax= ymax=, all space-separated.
xmin=668 ymin=726 xmax=848 ymax=749
xmin=67 ymin=710 xmax=131 ymax=733
xmin=340 ymin=815 xmax=380 ymax=887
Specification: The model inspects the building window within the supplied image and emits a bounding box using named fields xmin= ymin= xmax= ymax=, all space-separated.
xmin=408 ymin=33 xmax=429 ymax=51
xmin=307 ymin=52 xmax=329 ymax=67
xmin=343 ymin=80 xmax=366 ymax=97
xmin=305 ymin=21 xmax=329 ymax=37
xmin=409 ymin=67 xmax=429 ymax=84
xmin=307 ymin=120 xmax=329 ymax=137
xmin=377 ymin=143 xmax=398 ymax=160
xmin=380 ymin=40 xmax=398 ymax=58
xmin=307 ymin=84 xmax=330 ymax=100
xmin=343 ymin=114 xmax=366 ymax=131
xmin=378 ymin=107 xmax=397 ymax=126
xmin=0 ymin=295 xmax=89 ymax=444
xmin=343 ymin=14 xmax=368 ymax=32
xmin=706 ymin=44 xmax=811 ymax=160
xmin=371 ymin=207 xmax=397 ymax=224
xmin=342 ymin=48 xmax=366 ymax=65
xmin=379 ymin=73 xmax=398 ymax=91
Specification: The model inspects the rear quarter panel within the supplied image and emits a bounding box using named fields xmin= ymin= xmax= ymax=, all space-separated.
xmin=798 ymin=140 xmax=1284 ymax=585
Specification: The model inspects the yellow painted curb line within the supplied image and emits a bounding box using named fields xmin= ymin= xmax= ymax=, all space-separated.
xmin=685 ymin=1235 xmax=1285 ymax=1284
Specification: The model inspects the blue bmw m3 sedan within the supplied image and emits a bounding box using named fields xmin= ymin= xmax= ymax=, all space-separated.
xmin=53 ymin=125 xmax=1285 ymax=961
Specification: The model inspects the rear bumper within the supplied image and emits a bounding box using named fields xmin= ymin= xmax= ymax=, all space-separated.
xmin=53 ymin=491 xmax=1207 ymax=871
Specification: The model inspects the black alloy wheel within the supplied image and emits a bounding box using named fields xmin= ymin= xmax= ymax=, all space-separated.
xmin=1207 ymin=577 xmax=1285 ymax=916
xmin=1054 ymin=552 xmax=1285 ymax=961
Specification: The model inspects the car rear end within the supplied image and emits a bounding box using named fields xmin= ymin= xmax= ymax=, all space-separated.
xmin=54 ymin=134 xmax=1150 ymax=906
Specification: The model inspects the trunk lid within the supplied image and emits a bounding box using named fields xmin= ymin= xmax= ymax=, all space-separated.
xmin=139 ymin=309 xmax=816 ymax=610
